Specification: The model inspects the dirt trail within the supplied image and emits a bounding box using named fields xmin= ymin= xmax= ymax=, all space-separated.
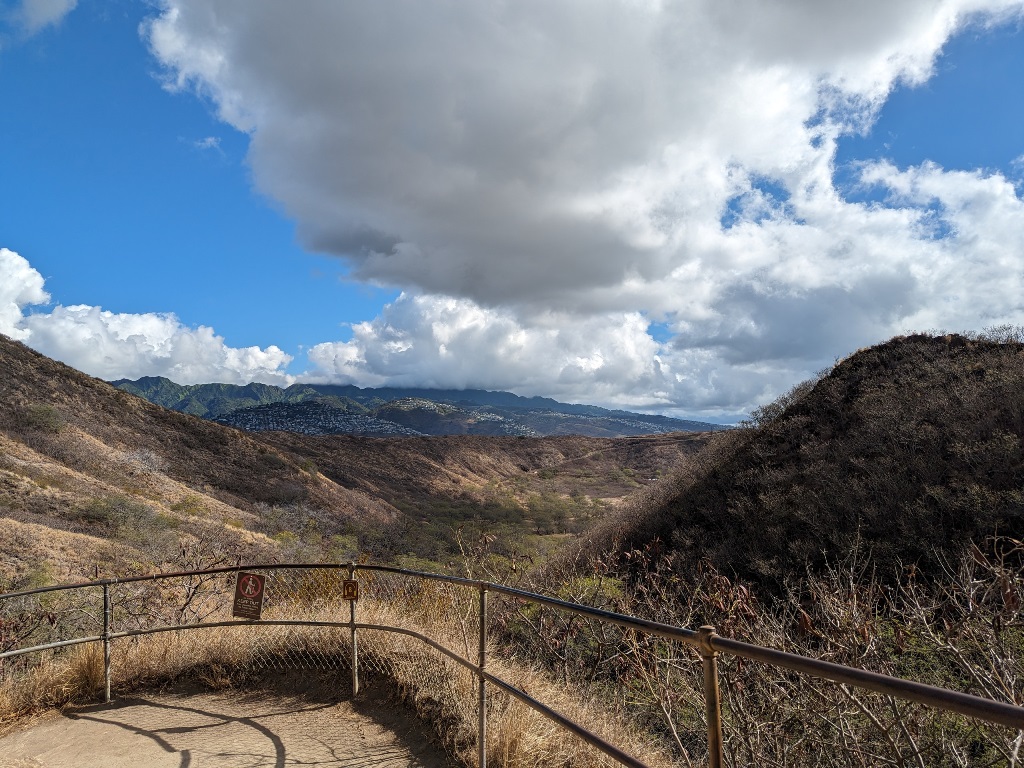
xmin=0 ymin=684 xmax=458 ymax=768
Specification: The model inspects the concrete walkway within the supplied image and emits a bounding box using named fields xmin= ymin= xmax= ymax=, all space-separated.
xmin=0 ymin=684 xmax=459 ymax=768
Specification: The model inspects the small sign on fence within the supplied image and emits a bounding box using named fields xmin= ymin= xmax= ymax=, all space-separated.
xmin=342 ymin=580 xmax=359 ymax=601
xmin=233 ymin=571 xmax=266 ymax=620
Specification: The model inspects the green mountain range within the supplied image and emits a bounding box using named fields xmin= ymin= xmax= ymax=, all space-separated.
xmin=110 ymin=377 xmax=726 ymax=438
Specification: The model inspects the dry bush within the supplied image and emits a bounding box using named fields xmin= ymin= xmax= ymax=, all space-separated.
xmin=0 ymin=644 xmax=103 ymax=722
xmin=512 ymin=538 xmax=1024 ymax=767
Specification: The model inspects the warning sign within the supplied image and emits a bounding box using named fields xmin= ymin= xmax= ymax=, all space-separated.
xmin=342 ymin=580 xmax=359 ymax=601
xmin=233 ymin=571 xmax=266 ymax=620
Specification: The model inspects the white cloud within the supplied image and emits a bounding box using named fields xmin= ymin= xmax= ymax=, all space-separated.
xmin=0 ymin=248 xmax=49 ymax=341
xmin=0 ymin=248 xmax=293 ymax=386
xmin=193 ymin=136 xmax=221 ymax=151
xmin=136 ymin=1 xmax=1024 ymax=415
xmin=307 ymin=294 xmax=661 ymax=401
xmin=144 ymin=1 xmax=1024 ymax=299
xmin=305 ymin=293 xmax=814 ymax=417
xmin=15 ymin=0 xmax=77 ymax=35
xmin=857 ymin=160 xmax=1024 ymax=329
xmin=21 ymin=306 xmax=294 ymax=385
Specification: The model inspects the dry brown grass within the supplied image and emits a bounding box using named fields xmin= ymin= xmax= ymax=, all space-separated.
xmin=482 ymin=661 xmax=674 ymax=768
xmin=0 ymin=644 xmax=104 ymax=725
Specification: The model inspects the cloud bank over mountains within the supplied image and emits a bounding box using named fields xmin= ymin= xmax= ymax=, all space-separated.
xmin=6 ymin=1 xmax=1024 ymax=418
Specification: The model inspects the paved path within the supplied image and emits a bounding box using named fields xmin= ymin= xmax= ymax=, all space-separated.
xmin=0 ymin=685 xmax=459 ymax=768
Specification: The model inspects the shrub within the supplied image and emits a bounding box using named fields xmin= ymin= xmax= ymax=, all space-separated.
xmin=523 ymin=537 xmax=1024 ymax=767
xmin=120 ymin=449 xmax=167 ymax=472
xmin=16 ymin=404 xmax=64 ymax=434
xmin=170 ymin=495 xmax=206 ymax=516
xmin=73 ymin=495 xmax=177 ymax=546
xmin=258 ymin=451 xmax=288 ymax=470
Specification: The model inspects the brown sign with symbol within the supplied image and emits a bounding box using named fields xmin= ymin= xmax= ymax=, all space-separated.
xmin=342 ymin=580 xmax=359 ymax=601
xmin=233 ymin=571 xmax=266 ymax=620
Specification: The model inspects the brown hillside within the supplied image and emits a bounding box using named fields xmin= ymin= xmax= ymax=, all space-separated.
xmin=605 ymin=332 xmax=1024 ymax=590
xmin=0 ymin=334 xmax=395 ymax=519
xmin=260 ymin=430 xmax=705 ymax=506
xmin=0 ymin=334 xmax=403 ymax=586
xmin=258 ymin=430 xmax=707 ymax=559
xmin=0 ymin=334 xmax=708 ymax=582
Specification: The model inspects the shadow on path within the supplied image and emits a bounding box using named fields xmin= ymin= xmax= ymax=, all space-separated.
xmin=0 ymin=679 xmax=457 ymax=768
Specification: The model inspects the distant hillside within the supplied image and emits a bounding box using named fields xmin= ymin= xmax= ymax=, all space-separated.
xmin=0 ymin=336 xmax=405 ymax=587
xmin=111 ymin=376 xmax=725 ymax=438
xmin=110 ymin=377 xmax=368 ymax=418
xmin=213 ymin=401 xmax=426 ymax=436
xmin=0 ymin=334 xmax=707 ymax=585
xmin=603 ymin=333 xmax=1024 ymax=591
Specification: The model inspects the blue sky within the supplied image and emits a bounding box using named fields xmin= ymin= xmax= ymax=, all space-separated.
xmin=1 ymin=1 xmax=394 ymax=357
xmin=835 ymin=21 xmax=1024 ymax=195
xmin=2 ymin=1 xmax=1024 ymax=420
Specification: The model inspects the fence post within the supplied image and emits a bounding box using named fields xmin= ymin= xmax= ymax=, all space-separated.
xmin=478 ymin=584 xmax=488 ymax=768
xmin=697 ymin=625 xmax=724 ymax=768
xmin=348 ymin=562 xmax=359 ymax=697
xmin=102 ymin=581 xmax=111 ymax=704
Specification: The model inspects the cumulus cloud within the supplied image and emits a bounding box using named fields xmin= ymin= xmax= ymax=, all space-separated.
xmin=307 ymin=294 xmax=662 ymax=401
xmin=21 ymin=306 xmax=294 ymax=385
xmin=0 ymin=248 xmax=293 ymax=385
xmin=305 ymin=293 xmax=808 ymax=417
xmin=0 ymin=248 xmax=49 ymax=341
xmin=140 ymin=1 xmax=1024 ymax=416
xmin=14 ymin=0 xmax=77 ymax=35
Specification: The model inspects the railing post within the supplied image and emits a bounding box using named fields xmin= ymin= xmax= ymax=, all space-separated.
xmin=697 ymin=625 xmax=724 ymax=768
xmin=102 ymin=581 xmax=111 ymax=703
xmin=348 ymin=562 xmax=359 ymax=697
xmin=478 ymin=584 xmax=488 ymax=768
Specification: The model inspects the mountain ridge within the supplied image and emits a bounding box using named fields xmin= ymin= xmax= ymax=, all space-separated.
xmin=112 ymin=376 xmax=726 ymax=437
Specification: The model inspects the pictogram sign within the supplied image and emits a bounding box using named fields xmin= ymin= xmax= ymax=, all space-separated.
xmin=342 ymin=580 xmax=359 ymax=601
xmin=233 ymin=571 xmax=266 ymax=620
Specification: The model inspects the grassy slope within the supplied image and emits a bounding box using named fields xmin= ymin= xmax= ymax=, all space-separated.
xmin=0 ymin=338 xmax=391 ymax=517
xmin=0 ymin=336 xmax=401 ymax=586
xmin=606 ymin=333 xmax=1024 ymax=590
xmin=260 ymin=430 xmax=705 ymax=504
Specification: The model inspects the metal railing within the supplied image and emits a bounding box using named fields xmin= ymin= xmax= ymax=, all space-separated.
xmin=2 ymin=562 xmax=1023 ymax=767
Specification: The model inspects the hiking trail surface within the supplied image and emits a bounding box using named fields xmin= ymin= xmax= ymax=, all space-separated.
xmin=0 ymin=682 xmax=458 ymax=767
